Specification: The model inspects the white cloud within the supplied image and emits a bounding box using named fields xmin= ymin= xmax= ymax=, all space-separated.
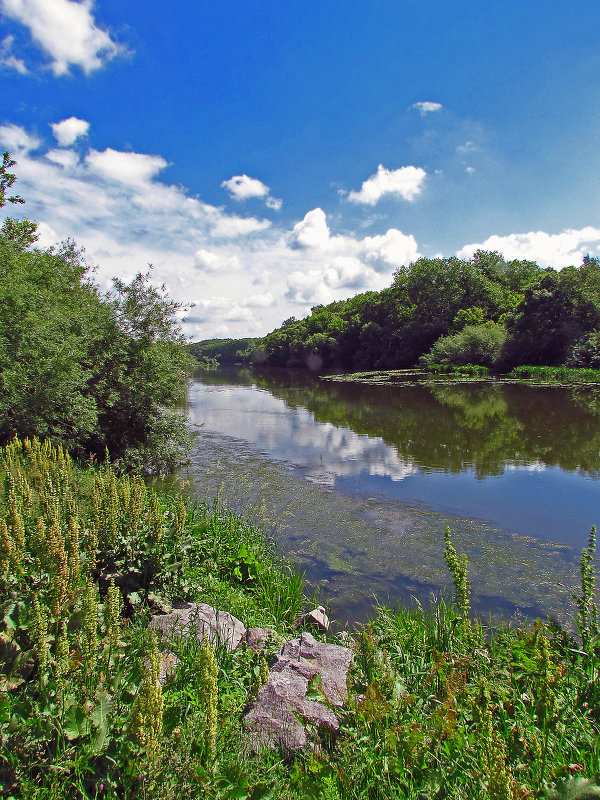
xmin=34 ymin=220 xmax=59 ymax=248
xmin=289 ymin=208 xmax=336 ymax=250
xmin=285 ymin=208 xmax=419 ymax=305
xmin=45 ymin=148 xmax=79 ymax=168
xmin=266 ymin=195 xmax=282 ymax=211
xmin=0 ymin=122 xmax=423 ymax=339
xmin=411 ymin=101 xmax=443 ymax=116
xmin=458 ymin=227 xmax=600 ymax=269
xmin=0 ymin=0 xmax=122 ymax=75
xmin=85 ymin=148 xmax=168 ymax=185
xmin=348 ymin=164 xmax=426 ymax=205
xmin=0 ymin=35 xmax=27 ymax=73
xmin=186 ymin=292 xmax=273 ymax=324
xmin=360 ymin=229 xmax=420 ymax=273
xmin=221 ymin=174 xmax=269 ymax=200
xmin=0 ymin=123 xmax=40 ymax=153
xmin=245 ymin=291 xmax=275 ymax=308
xmin=221 ymin=173 xmax=282 ymax=211
xmin=210 ymin=214 xmax=271 ymax=238
xmin=194 ymin=249 xmax=242 ymax=272
xmin=51 ymin=116 xmax=89 ymax=146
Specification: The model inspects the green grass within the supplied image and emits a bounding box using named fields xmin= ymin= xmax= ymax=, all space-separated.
xmin=510 ymin=365 xmax=600 ymax=384
xmin=427 ymin=363 xmax=490 ymax=377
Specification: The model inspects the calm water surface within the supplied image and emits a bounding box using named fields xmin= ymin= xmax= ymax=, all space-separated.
xmin=180 ymin=367 xmax=600 ymax=627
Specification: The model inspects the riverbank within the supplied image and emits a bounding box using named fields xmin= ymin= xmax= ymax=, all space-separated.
xmin=2 ymin=437 xmax=600 ymax=798
xmin=322 ymin=364 xmax=600 ymax=387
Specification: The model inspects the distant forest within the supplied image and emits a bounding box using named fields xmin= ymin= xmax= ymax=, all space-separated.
xmin=189 ymin=251 xmax=600 ymax=372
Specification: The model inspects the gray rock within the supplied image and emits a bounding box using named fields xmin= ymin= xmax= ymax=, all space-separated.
xmin=244 ymin=631 xmax=352 ymax=752
xmin=242 ymin=627 xmax=274 ymax=652
xmin=148 ymin=602 xmax=246 ymax=652
xmin=276 ymin=631 xmax=351 ymax=707
xmin=299 ymin=605 xmax=330 ymax=632
xmin=158 ymin=651 xmax=180 ymax=684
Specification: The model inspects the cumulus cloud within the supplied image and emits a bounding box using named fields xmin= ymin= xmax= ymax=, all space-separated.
xmin=45 ymin=148 xmax=79 ymax=168
xmin=458 ymin=227 xmax=600 ymax=269
xmin=187 ymin=292 xmax=274 ymax=324
xmin=245 ymin=291 xmax=275 ymax=308
xmin=360 ymin=229 xmax=420 ymax=273
xmin=348 ymin=164 xmax=426 ymax=205
xmin=221 ymin=174 xmax=268 ymax=200
xmin=266 ymin=195 xmax=282 ymax=211
xmin=285 ymin=208 xmax=419 ymax=304
xmin=289 ymin=208 xmax=337 ymax=251
xmin=85 ymin=148 xmax=168 ymax=185
xmin=221 ymin=173 xmax=282 ymax=211
xmin=51 ymin=117 xmax=89 ymax=147
xmin=411 ymin=101 xmax=443 ymax=116
xmin=0 ymin=122 xmax=423 ymax=339
xmin=0 ymin=34 xmax=27 ymax=73
xmin=0 ymin=0 xmax=122 ymax=75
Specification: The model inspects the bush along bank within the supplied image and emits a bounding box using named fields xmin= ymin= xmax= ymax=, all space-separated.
xmin=1 ymin=437 xmax=600 ymax=799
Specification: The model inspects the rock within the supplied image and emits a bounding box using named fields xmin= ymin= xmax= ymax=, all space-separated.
xmin=242 ymin=627 xmax=274 ymax=652
xmin=244 ymin=631 xmax=353 ymax=753
xmin=148 ymin=602 xmax=246 ymax=652
xmin=277 ymin=631 xmax=351 ymax=707
xmin=158 ymin=651 xmax=180 ymax=684
xmin=299 ymin=606 xmax=330 ymax=632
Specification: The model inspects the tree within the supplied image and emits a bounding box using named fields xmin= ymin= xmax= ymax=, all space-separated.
xmin=0 ymin=154 xmax=194 ymax=471
xmin=0 ymin=151 xmax=25 ymax=208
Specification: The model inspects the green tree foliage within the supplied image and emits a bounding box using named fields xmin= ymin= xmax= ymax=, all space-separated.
xmin=0 ymin=151 xmax=25 ymax=208
xmin=500 ymin=257 xmax=600 ymax=369
xmin=421 ymin=322 xmax=508 ymax=368
xmin=188 ymin=337 xmax=262 ymax=366
xmin=0 ymin=154 xmax=194 ymax=470
xmin=260 ymin=249 xmax=600 ymax=372
xmin=568 ymin=330 xmax=600 ymax=369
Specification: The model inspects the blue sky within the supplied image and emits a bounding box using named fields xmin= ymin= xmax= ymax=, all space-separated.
xmin=1 ymin=0 xmax=599 ymax=339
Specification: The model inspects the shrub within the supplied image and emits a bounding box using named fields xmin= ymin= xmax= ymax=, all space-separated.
xmin=568 ymin=331 xmax=600 ymax=369
xmin=421 ymin=322 xmax=507 ymax=368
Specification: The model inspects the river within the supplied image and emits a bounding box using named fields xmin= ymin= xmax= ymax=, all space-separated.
xmin=177 ymin=367 xmax=600 ymax=628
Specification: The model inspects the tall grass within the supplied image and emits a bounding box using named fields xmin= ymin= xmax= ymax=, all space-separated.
xmin=0 ymin=436 xmax=305 ymax=798
xmin=427 ymin=363 xmax=490 ymax=377
xmin=510 ymin=365 xmax=600 ymax=384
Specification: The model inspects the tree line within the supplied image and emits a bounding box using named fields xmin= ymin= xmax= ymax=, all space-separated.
xmin=190 ymin=250 xmax=600 ymax=372
xmin=256 ymin=250 xmax=600 ymax=371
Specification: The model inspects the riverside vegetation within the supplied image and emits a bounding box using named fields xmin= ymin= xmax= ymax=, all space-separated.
xmin=2 ymin=153 xmax=600 ymax=798
xmin=1 ymin=436 xmax=600 ymax=798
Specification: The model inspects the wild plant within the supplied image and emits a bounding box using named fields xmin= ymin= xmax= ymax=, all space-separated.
xmin=443 ymin=527 xmax=476 ymax=645
xmin=533 ymin=624 xmax=560 ymax=787
xmin=574 ymin=526 xmax=599 ymax=652
xmin=195 ymin=637 xmax=219 ymax=763
xmin=131 ymin=634 xmax=164 ymax=766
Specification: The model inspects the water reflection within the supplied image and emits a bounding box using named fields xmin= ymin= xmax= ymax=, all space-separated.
xmin=182 ymin=367 xmax=600 ymax=627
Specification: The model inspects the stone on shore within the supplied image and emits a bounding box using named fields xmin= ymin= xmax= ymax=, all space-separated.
xmin=242 ymin=627 xmax=275 ymax=652
xmin=299 ymin=605 xmax=330 ymax=632
xmin=148 ymin=602 xmax=246 ymax=651
xmin=244 ymin=631 xmax=353 ymax=753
